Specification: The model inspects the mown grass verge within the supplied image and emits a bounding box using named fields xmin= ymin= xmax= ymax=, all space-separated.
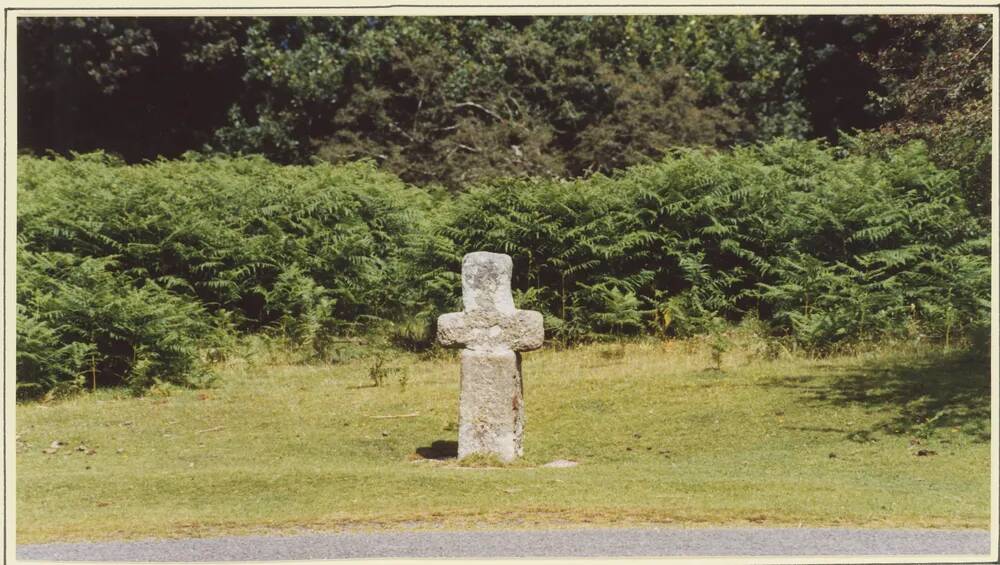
xmin=16 ymin=340 xmax=990 ymax=543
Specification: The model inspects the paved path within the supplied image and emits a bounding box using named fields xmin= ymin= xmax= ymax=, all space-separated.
xmin=17 ymin=527 xmax=993 ymax=560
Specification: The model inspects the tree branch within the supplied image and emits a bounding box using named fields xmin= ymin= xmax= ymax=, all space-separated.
xmin=967 ymin=35 xmax=992 ymax=64
xmin=455 ymin=101 xmax=503 ymax=122
xmin=385 ymin=119 xmax=415 ymax=142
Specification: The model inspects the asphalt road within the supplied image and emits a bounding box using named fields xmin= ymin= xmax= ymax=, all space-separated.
xmin=16 ymin=527 xmax=993 ymax=561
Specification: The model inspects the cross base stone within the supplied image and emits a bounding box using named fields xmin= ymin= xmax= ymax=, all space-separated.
xmin=458 ymin=349 xmax=524 ymax=462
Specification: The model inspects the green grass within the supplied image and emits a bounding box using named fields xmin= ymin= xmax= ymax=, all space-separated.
xmin=16 ymin=340 xmax=991 ymax=543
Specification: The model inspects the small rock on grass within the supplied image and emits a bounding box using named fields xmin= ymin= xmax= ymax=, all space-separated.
xmin=543 ymin=459 xmax=578 ymax=468
xmin=42 ymin=441 xmax=63 ymax=455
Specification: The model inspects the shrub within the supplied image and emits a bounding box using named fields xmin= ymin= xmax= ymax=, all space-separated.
xmin=16 ymin=244 xmax=217 ymax=399
xmin=18 ymin=153 xmax=430 ymax=333
xmin=16 ymin=139 xmax=989 ymax=398
xmin=17 ymin=153 xmax=432 ymax=396
xmin=428 ymin=139 xmax=989 ymax=350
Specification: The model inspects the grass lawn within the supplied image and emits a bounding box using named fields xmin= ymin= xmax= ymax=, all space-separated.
xmin=15 ymin=340 xmax=991 ymax=543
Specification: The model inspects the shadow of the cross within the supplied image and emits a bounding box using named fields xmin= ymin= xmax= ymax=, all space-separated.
xmin=415 ymin=440 xmax=458 ymax=460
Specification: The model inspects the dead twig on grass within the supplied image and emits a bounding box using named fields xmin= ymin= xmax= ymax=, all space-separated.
xmin=369 ymin=412 xmax=420 ymax=419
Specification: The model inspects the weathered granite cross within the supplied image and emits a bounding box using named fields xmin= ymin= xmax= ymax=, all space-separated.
xmin=437 ymin=252 xmax=544 ymax=461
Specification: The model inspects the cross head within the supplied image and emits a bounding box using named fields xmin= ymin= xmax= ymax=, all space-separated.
xmin=437 ymin=252 xmax=543 ymax=352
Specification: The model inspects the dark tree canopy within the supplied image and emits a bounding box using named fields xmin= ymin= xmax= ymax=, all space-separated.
xmin=17 ymin=14 xmax=993 ymax=205
xmin=763 ymin=15 xmax=899 ymax=141
xmin=862 ymin=15 xmax=993 ymax=219
xmin=18 ymin=17 xmax=247 ymax=161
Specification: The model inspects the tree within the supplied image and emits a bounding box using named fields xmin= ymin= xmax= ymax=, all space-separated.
xmin=20 ymin=15 xmax=835 ymax=186
xmin=862 ymin=15 xmax=993 ymax=219
xmin=763 ymin=15 xmax=898 ymax=142
xmin=211 ymin=16 xmax=807 ymax=185
xmin=17 ymin=17 xmax=248 ymax=161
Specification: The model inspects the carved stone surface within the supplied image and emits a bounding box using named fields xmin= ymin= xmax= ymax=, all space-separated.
xmin=437 ymin=252 xmax=543 ymax=461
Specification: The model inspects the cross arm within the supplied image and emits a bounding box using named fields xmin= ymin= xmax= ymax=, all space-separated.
xmin=437 ymin=309 xmax=544 ymax=351
xmin=437 ymin=312 xmax=470 ymax=347
xmin=509 ymin=309 xmax=544 ymax=351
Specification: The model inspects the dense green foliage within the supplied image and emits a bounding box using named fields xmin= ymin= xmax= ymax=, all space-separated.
xmin=17 ymin=17 xmax=242 ymax=162
xmin=861 ymin=15 xmax=993 ymax=220
xmin=20 ymin=15 xmax=989 ymax=216
xmin=426 ymin=140 xmax=989 ymax=347
xmin=761 ymin=16 xmax=898 ymax=141
xmin=215 ymin=16 xmax=809 ymax=184
xmin=16 ymin=245 xmax=216 ymax=398
xmin=20 ymin=15 xmax=990 ymax=204
xmin=18 ymin=15 xmax=852 ymax=187
xmin=17 ymin=154 xmax=428 ymax=398
xmin=17 ymin=140 xmax=989 ymax=397
xmin=14 ymin=14 xmax=992 ymax=400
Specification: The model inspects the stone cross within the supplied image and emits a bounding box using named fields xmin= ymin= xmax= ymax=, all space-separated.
xmin=437 ymin=252 xmax=544 ymax=461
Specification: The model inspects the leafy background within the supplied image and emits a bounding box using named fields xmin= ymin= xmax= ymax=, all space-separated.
xmin=16 ymin=15 xmax=992 ymax=398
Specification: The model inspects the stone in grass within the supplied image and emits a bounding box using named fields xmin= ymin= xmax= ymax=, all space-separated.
xmin=543 ymin=459 xmax=579 ymax=468
xmin=42 ymin=440 xmax=63 ymax=455
xmin=437 ymin=252 xmax=544 ymax=463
